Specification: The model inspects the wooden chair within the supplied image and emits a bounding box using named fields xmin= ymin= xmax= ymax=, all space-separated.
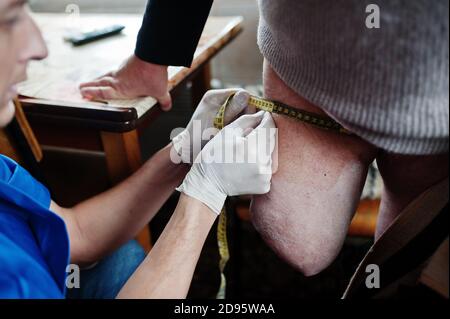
xmin=0 ymin=99 xmax=44 ymax=178
xmin=343 ymin=179 xmax=448 ymax=298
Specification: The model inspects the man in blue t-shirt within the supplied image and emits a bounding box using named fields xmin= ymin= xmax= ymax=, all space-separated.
xmin=0 ymin=1 xmax=276 ymax=298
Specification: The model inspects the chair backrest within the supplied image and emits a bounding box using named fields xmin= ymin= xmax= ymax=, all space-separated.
xmin=343 ymin=178 xmax=449 ymax=299
xmin=0 ymin=98 xmax=44 ymax=178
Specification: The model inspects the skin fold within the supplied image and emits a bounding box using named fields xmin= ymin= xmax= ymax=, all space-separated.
xmin=250 ymin=61 xmax=378 ymax=276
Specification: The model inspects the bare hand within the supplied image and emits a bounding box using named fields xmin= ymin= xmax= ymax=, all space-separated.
xmin=79 ymin=55 xmax=172 ymax=111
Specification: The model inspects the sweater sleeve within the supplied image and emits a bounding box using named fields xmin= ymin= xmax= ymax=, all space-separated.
xmin=135 ymin=0 xmax=214 ymax=67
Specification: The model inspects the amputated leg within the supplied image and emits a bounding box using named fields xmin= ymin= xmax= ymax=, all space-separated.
xmin=250 ymin=61 xmax=378 ymax=276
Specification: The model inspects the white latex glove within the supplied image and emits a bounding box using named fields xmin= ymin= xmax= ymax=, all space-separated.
xmin=172 ymin=89 xmax=250 ymax=164
xmin=177 ymin=111 xmax=277 ymax=215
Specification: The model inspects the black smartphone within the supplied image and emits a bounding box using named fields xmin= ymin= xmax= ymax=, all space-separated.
xmin=65 ymin=25 xmax=125 ymax=46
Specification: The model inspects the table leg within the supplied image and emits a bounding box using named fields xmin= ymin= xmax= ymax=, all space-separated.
xmin=191 ymin=62 xmax=212 ymax=107
xmin=101 ymin=130 xmax=152 ymax=252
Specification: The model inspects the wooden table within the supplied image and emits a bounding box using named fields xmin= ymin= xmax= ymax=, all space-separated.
xmin=19 ymin=13 xmax=243 ymax=250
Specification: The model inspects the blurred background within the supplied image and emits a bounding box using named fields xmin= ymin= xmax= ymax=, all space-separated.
xmin=30 ymin=0 xmax=263 ymax=87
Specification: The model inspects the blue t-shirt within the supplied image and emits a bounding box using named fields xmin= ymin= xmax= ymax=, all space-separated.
xmin=0 ymin=155 xmax=69 ymax=298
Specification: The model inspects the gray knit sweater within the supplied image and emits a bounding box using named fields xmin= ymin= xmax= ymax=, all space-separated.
xmin=258 ymin=0 xmax=449 ymax=155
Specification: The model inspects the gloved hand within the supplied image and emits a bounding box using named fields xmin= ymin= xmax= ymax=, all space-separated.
xmin=177 ymin=111 xmax=277 ymax=215
xmin=172 ymin=89 xmax=250 ymax=164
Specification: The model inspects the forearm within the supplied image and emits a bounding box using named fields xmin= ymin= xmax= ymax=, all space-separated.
xmin=117 ymin=194 xmax=217 ymax=299
xmin=67 ymin=144 xmax=189 ymax=264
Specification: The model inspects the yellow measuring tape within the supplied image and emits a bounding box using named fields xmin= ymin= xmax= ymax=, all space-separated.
xmin=214 ymin=94 xmax=352 ymax=299
xmin=215 ymin=94 xmax=352 ymax=135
